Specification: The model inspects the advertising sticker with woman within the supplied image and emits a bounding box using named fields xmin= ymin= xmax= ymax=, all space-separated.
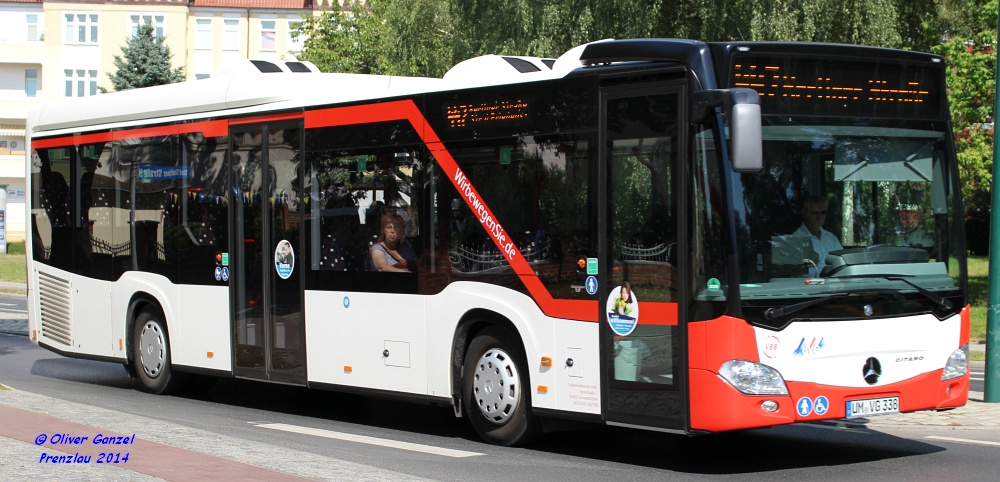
xmin=607 ymin=281 xmax=639 ymax=336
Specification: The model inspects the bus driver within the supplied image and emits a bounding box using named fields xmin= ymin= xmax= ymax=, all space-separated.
xmin=792 ymin=195 xmax=843 ymax=276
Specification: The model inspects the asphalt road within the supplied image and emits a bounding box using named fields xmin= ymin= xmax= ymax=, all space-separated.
xmin=1 ymin=333 xmax=999 ymax=480
xmin=0 ymin=294 xmax=27 ymax=316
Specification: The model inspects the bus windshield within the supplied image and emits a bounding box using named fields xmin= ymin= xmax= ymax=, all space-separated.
xmin=729 ymin=116 xmax=964 ymax=324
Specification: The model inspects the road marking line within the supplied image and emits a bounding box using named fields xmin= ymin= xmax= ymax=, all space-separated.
xmin=971 ymin=377 xmax=984 ymax=381
xmin=255 ymin=423 xmax=483 ymax=458
xmin=926 ymin=436 xmax=1000 ymax=447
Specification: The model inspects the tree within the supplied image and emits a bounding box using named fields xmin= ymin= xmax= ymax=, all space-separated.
xmin=106 ymin=22 xmax=184 ymax=91
xmin=931 ymin=0 xmax=997 ymax=253
xmin=295 ymin=4 xmax=381 ymax=74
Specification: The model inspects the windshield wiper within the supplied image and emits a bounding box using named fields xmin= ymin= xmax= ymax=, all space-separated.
xmin=764 ymin=292 xmax=850 ymax=320
xmin=833 ymin=274 xmax=953 ymax=310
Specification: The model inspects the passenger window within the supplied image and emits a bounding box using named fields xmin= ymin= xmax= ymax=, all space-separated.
xmin=303 ymin=121 xmax=425 ymax=293
xmin=75 ymin=142 xmax=116 ymax=280
xmin=437 ymin=136 xmax=595 ymax=299
xmin=31 ymin=147 xmax=74 ymax=272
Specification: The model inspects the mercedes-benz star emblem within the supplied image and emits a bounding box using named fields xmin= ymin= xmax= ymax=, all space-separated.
xmin=864 ymin=304 xmax=873 ymax=316
xmin=863 ymin=357 xmax=881 ymax=385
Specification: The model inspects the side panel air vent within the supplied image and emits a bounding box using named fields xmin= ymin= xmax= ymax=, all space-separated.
xmin=38 ymin=271 xmax=71 ymax=346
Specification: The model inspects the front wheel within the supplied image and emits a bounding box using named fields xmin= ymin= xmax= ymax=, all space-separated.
xmin=463 ymin=327 xmax=540 ymax=446
xmin=132 ymin=307 xmax=188 ymax=394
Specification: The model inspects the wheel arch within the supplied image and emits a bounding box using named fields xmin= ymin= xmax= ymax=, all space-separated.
xmin=450 ymin=308 xmax=530 ymax=416
xmin=124 ymin=292 xmax=167 ymax=371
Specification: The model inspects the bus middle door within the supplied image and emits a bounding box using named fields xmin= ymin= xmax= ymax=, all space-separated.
xmin=229 ymin=120 xmax=307 ymax=385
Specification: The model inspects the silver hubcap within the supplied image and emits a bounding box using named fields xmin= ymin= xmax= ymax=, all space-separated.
xmin=473 ymin=348 xmax=520 ymax=424
xmin=139 ymin=321 xmax=166 ymax=378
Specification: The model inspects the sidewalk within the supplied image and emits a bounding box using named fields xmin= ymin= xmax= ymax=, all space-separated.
xmin=0 ymin=281 xmax=27 ymax=291
xmin=0 ymin=386 xmax=431 ymax=481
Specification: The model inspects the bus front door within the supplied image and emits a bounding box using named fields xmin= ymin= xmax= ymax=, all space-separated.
xmin=229 ymin=121 xmax=307 ymax=385
xmin=599 ymin=83 xmax=687 ymax=432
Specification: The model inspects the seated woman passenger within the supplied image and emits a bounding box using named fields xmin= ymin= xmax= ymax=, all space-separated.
xmin=371 ymin=214 xmax=412 ymax=273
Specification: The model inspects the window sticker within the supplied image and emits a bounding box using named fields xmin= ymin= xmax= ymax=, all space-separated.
xmin=607 ymin=282 xmax=639 ymax=336
xmin=275 ymin=240 xmax=294 ymax=279
xmin=707 ymin=277 xmax=721 ymax=291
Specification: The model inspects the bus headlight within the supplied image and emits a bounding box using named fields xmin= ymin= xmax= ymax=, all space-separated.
xmin=941 ymin=345 xmax=969 ymax=381
xmin=719 ymin=359 xmax=789 ymax=395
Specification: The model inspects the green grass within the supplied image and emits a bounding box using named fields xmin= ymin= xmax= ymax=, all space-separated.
xmin=970 ymin=350 xmax=985 ymax=361
xmin=964 ymin=256 xmax=988 ymax=344
xmin=0 ymin=253 xmax=26 ymax=285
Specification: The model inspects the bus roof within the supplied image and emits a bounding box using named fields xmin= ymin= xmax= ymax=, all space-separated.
xmin=27 ymin=50 xmax=577 ymax=139
xmin=27 ymin=39 xmax=940 ymax=139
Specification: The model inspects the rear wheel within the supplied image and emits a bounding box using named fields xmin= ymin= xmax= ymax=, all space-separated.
xmin=132 ymin=307 xmax=188 ymax=394
xmin=463 ymin=327 xmax=540 ymax=446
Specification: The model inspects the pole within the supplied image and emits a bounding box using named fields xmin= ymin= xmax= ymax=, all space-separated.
xmin=985 ymin=2 xmax=1000 ymax=403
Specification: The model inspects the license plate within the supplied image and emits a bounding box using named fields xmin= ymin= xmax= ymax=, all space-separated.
xmin=845 ymin=396 xmax=900 ymax=418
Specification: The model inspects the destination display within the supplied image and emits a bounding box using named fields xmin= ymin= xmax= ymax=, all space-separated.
xmin=444 ymin=98 xmax=530 ymax=129
xmin=728 ymin=54 xmax=943 ymax=118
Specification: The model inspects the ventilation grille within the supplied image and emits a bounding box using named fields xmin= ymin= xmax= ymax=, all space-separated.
xmin=38 ymin=271 xmax=71 ymax=347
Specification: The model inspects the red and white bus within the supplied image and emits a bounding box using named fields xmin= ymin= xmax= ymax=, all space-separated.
xmin=25 ymin=39 xmax=970 ymax=445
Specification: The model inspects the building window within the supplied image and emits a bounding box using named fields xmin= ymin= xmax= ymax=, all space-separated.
xmin=260 ymin=20 xmax=276 ymax=51
xmin=130 ymin=14 xmax=166 ymax=38
xmin=27 ymin=14 xmax=39 ymax=41
xmin=26 ymin=70 xmax=38 ymax=97
xmin=196 ymin=74 xmax=210 ymax=80
xmin=223 ymin=19 xmax=239 ymax=51
xmin=287 ymin=18 xmax=304 ymax=53
xmin=65 ymin=13 xmax=99 ymax=44
xmin=64 ymin=70 xmax=98 ymax=97
xmin=195 ymin=18 xmax=212 ymax=49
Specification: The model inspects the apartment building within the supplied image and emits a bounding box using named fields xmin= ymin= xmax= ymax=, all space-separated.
xmin=0 ymin=0 xmax=331 ymax=242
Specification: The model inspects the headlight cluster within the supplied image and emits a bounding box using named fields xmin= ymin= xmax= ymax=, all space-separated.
xmin=941 ymin=344 xmax=969 ymax=381
xmin=719 ymin=359 xmax=789 ymax=395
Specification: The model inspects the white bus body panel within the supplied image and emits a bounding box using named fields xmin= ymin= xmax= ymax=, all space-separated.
xmin=304 ymin=281 xmax=602 ymax=414
xmin=173 ymin=285 xmax=231 ymax=371
xmin=71 ymin=275 xmax=113 ymax=357
xmin=305 ymin=291 xmax=427 ymax=394
xmin=754 ymin=313 xmax=960 ymax=387
xmin=552 ymin=318 xmax=601 ymax=414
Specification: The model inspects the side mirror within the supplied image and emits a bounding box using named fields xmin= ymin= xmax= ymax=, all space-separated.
xmin=691 ymin=88 xmax=763 ymax=172
xmin=730 ymin=102 xmax=762 ymax=172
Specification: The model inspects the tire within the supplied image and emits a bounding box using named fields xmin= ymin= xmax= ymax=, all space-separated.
xmin=463 ymin=327 xmax=541 ymax=446
xmin=132 ymin=307 xmax=188 ymax=395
